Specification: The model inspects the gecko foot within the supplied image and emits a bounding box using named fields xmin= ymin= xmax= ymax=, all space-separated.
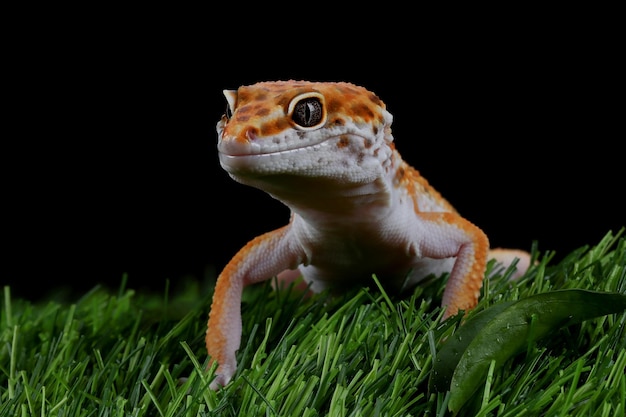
xmin=489 ymin=248 xmax=532 ymax=280
xmin=209 ymin=363 xmax=235 ymax=390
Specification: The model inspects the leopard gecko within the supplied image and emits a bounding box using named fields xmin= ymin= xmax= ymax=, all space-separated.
xmin=206 ymin=80 xmax=531 ymax=389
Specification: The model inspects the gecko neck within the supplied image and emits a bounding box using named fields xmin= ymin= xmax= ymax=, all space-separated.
xmin=231 ymin=154 xmax=406 ymax=225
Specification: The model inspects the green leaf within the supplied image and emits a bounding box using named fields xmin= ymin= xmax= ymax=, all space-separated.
xmin=428 ymin=301 xmax=515 ymax=394
xmin=447 ymin=289 xmax=626 ymax=413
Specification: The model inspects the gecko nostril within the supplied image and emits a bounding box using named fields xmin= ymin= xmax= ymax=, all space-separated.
xmin=245 ymin=127 xmax=258 ymax=141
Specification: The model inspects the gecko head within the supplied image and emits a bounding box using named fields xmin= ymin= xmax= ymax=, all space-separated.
xmin=216 ymin=81 xmax=395 ymax=190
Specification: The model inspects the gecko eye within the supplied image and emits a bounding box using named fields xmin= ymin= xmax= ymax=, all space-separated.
xmin=288 ymin=92 xmax=326 ymax=130
xmin=292 ymin=98 xmax=322 ymax=127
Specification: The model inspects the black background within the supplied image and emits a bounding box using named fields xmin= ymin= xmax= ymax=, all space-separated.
xmin=4 ymin=14 xmax=623 ymax=302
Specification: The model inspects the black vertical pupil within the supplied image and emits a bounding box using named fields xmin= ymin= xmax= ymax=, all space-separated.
xmin=292 ymin=98 xmax=323 ymax=127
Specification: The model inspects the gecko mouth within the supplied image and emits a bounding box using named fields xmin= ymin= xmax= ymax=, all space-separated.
xmin=217 ymin=133 xmax=366 ymax=176
xmin=219 ymin=141 xmax=329 ymax=158
xmin=217 ymin=135 xmax=343 ymax=158
xmin=218 ymin=141 xmax=334 ymax=175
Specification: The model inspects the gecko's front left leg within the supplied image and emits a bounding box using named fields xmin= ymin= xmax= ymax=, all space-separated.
xmin=417 ymin=212 xmax=490 ymax=319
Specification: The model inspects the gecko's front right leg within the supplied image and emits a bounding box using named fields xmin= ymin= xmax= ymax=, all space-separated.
xmin=206 ymin=225 xmax=300 ymax=389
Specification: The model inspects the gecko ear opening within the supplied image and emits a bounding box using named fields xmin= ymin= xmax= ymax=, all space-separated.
xmin=288 ymin=92 xmax=327 ymax=131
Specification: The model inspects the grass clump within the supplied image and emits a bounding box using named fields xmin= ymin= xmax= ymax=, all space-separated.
xmin=1 ymin=229 xmax=625 ymax=416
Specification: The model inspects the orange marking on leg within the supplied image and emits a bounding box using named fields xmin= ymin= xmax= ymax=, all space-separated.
xmin=419 ymin=211 xmax=489 ymax=319
xmin=205 ymin=226 xmax=293 ymax=387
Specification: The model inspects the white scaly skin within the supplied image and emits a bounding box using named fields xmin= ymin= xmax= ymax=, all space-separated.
xmin=206 ymin=80 xmax=530 ymax=389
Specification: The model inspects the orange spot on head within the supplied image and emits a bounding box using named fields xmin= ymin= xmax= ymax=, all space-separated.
xmin=350 ymin=103 xmax=375 ymax=122
xmin=368 ymin=92 xmax=382 ymax=107
xmin=336 ymin=135 xmax=350 ymax=148
xmin=255 ymin=107 xmax=270 ymax=117
xmin=231 ymin=104 xmax=255 ymax=123
xmin=260 ymin=117 xmax=291 ymax=136
xmin=254 ymin=92 xmax=268 ymax=101
xmin=237 ymin=90 xmax=251 ymax=102
xmin=326 ymin=98 xmax=342 ymax=113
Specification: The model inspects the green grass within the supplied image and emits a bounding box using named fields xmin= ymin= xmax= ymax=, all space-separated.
xmin=2 ymin=229 xmax=625 ymax=416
